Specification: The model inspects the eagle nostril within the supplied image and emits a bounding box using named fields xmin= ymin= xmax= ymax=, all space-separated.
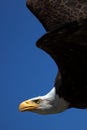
xmin=25 ymin=101 xmax=30 ymax=104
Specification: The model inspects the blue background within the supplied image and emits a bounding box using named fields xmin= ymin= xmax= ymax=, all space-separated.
xmin=1 ymin=1 xmax=87 ymax=130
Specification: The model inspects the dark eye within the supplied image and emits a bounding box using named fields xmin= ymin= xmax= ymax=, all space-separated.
xmin=33 ymin=99 xmax=41 ymax=104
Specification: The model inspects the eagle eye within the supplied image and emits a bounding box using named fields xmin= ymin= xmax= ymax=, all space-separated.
xmin=33 ymin=99 xmax=42 ymax=104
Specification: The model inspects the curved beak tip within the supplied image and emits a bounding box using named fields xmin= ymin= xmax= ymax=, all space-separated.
xmin=18 ymin=102 xmax=25 ymax=112
xmin=18 ymin=100 xmax=30 ymax=112
xmin=18 ymin=100 xmax=38 ymax=112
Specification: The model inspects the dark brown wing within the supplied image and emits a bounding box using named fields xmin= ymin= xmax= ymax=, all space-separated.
xmin=37 ymin=19 xmax=87 ymax=108
xmin=26 ymin=0 xmax=87 ymax=31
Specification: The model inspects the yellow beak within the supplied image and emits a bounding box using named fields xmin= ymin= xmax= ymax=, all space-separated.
xmin=19 ymin=100 xmax=39 ymax=112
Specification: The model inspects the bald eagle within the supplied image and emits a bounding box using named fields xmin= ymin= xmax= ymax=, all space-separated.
xmin=19 ymin=0 xmax=87 ymax=114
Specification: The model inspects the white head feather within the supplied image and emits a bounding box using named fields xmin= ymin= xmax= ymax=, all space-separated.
xmin=19 ymin=87 xmax=69 ymax=115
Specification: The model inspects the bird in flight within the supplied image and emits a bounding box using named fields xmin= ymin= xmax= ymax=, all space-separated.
xmin=19 ymin=0 xmax=87 ymax=115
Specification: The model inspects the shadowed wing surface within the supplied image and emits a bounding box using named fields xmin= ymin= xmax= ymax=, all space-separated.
xmin=36 ymin=20 xmax=87 ymax=108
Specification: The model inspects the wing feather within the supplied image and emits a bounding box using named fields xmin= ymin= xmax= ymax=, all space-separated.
xmin=36 ymin=20 xmax=87 ymax=97
xmin=26 ymin=0 xmax=87 ymax=31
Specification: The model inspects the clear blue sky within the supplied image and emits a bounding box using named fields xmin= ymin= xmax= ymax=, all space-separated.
xmin=0 ymin=1 xmax=87 ymax=130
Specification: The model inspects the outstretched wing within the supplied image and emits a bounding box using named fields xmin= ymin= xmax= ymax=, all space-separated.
xmin=36 ymin=20 xmax=87 ymax=106
xmin=26 ymin=0 xmax=87 ymax=31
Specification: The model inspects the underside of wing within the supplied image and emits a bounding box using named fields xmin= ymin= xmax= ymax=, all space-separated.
xmin=37 ymin=20 xmax=87 ymax=69
xmin=36 ymin=20 xmax=87 ymax=107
